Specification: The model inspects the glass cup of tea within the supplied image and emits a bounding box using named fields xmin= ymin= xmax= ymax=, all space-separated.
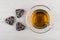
xmin=26 ymin=5 xmax=54 ymax=34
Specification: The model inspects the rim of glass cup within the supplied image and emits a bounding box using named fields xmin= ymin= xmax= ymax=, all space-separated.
xmin=26 ymin=5 xmax=54 ymax=34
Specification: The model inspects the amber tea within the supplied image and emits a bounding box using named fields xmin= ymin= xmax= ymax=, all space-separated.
xmin=31 ymin=9 xmax=50 ymax=29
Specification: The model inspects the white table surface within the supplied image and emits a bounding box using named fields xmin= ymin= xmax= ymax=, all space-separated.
xmin=0 ymin=0 xmax=60 ymax=40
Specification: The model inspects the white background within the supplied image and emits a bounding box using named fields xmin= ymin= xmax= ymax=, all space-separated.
xmin=0 ymin=0 xmax=60 ymax=40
